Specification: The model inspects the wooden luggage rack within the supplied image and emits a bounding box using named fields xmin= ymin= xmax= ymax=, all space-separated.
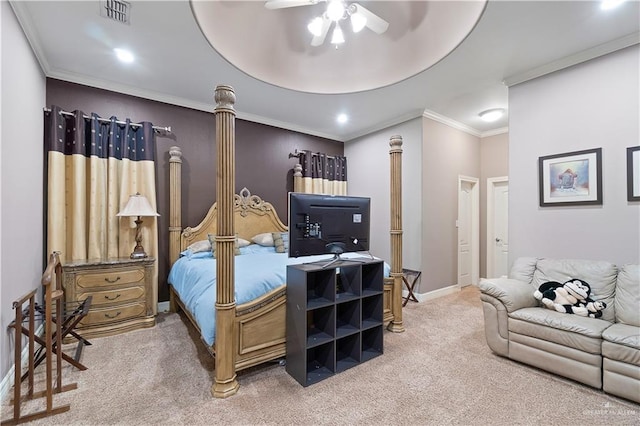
xmin=2 ymin=252 xmax=91 ymax=425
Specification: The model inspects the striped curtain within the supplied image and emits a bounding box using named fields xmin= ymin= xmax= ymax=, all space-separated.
xmin=44 ymin=105 xmax=158 ymax=271
xmin=294 ymin=150 xmax=347 ymax=195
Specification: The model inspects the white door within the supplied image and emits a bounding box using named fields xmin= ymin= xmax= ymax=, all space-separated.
xmin=458 ymin=176 xmax=479 ymax=287
xmin=487 ymin=177 xmax=509 ymax=278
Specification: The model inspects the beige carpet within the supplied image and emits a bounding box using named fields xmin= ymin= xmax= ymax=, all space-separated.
xmin=2 ymin=286 xmax=638 ymax=425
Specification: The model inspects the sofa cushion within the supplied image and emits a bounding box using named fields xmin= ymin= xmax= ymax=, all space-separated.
xmin=530 ymin=259 xmax=617 ymax=322
xmin=615 ymin=264 xmax=640 ymax=326
xmin=603 ymin=323 xmax=640 ymax=351
xmin=509 ymin=257 xmax=539 ymax=284
xmin=509 ymin=307 xmax=610 ymax=354
xmin=478 ymin=278 xmax=538 ymax=313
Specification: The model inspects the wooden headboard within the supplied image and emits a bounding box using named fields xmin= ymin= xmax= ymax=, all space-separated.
xmin=180 ymin=187 xmax=287 ymax=253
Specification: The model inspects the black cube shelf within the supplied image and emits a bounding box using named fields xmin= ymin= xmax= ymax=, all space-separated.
xmin=286 ymin=258 xmax=384 ymax=387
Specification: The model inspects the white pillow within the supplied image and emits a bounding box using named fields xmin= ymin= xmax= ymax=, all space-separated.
xmin=186 ymin=239 xmax=212 ymax=254
xmin=237 ymin=237 xmax=251 ymax=248
xmin=251 ymin=232 xmax=274 ymax=247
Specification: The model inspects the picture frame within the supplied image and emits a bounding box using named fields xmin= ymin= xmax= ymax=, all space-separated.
xmin=538 ymin=148 xmax=602 ymax=207
xmin=628 ymin=146 xmax=640 ymax=202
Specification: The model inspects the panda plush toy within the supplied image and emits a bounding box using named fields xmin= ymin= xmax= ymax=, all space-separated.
xmin=534 ymin=278 xmax=606 ymax=318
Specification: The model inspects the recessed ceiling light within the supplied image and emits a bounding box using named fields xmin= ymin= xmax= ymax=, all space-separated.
xmin=114 ymin=48 xmax=134 ymax=63
xmin=337 ymin=113 xmax=348 ymax=124
xmin=601 ymin=0 xmax=626 ymax=10
xmin=479 ymin=108 xmax=505 ymax=123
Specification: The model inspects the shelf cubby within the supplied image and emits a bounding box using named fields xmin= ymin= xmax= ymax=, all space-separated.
xmin=336 ymin=333 xmax=361 ymax=373
xmin=306 ymin=342 xmax=335 ymax=385
xmin=361 ymin=326 xmax=383 ymax=362
xmin=362 ymin=294 xmax=383 ymax=330
xmin=306 ymin=305 xmax=335 ymax=347
xmin=336 ymin=299 xmax=360 ymax=339
xmin=361 ymin=261 xmax=384 ymax=296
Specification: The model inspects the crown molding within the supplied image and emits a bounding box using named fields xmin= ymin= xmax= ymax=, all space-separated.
xmin=422 ymin=110 xmax=482 ymax=137
xmin=480 ymin=127 xmax=509 ymax=138
xmin=236 ymin=111 xmax=341 ymax=142
xmin=503 ymin=31 xmax=640 ymax=87
xmin=45 ymin=69 xmax=342 ymax=141
xmin=343 ymin=110 xmax=424 ymax=142
xmin=10 ymin=1 xmax=50 ymax=74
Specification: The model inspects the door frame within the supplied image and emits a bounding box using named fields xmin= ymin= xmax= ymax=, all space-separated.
xmin=457 ymin=175 xmax=479 ymax=287
xmin=486 ymin=176 xmax=509 ymax=278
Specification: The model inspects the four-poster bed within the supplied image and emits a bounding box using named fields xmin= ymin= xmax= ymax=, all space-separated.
xmin=167 ymin=85 xmax=404 ymax=397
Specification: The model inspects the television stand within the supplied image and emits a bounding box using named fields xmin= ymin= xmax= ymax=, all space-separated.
xmin=320 ymin=253 xmax=347 ymax=269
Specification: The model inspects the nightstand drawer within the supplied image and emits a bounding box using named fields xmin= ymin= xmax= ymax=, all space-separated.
xmin=77 ymin=286 xmax=145 ymax=307
xmin=80 ymin=302 xmax=147 ymax=327
xmin=76 ymin=267 xmax=145 ymax=289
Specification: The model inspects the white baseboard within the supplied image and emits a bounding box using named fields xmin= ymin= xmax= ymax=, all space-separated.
xmin=402 ymin=284 xmax=461 ymax=303
xmin=0 ymin=324 xmax=44 ymax=402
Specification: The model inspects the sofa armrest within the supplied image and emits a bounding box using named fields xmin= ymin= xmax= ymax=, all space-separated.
xmin=478 ymin=277 xmax=538 ymax=313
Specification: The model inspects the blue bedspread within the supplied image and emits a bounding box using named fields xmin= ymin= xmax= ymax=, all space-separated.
xmin=168 ymin=245 xmax=390 ymax=346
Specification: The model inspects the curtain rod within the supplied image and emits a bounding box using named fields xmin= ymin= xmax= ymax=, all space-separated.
xmin=43 ymin=108 xmax=172 ymax=134
xmin=288 ymin=149 xmax=336 ymax=160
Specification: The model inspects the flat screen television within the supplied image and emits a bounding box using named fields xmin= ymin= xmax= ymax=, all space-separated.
xmin=288 ymin=192 xmax=370 ymax=259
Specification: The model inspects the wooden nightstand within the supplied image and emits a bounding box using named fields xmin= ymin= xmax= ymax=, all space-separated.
xmin=62 ymin=257 xmax=156 ymax=339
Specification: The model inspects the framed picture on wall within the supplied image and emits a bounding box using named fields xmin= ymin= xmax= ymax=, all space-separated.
xmin=538 ymin=148 xmax=602 ymax=207
xmin=628 ymin=146 xmax=640 ymax=202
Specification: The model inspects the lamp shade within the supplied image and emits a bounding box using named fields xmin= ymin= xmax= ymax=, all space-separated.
xmin=117 ymin=193 xmax=160 ymax=217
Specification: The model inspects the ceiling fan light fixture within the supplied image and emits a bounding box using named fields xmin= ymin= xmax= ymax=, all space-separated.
xmin=331 ymin=23 xmax=345 ymax=45
xmin=326 ymin=0 xmax=345 ymax=21
xmin=307 ymin=17 xmax=324 ymax=36
xmin=350 ymin=12 xmax=367 ymax=33
xmin=479 ymin=108 xmax=505 ymax=122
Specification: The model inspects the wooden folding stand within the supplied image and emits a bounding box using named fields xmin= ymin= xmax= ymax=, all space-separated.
xmin=402 ymin=268 xmax=421 ymax=307
xmin=2 ymin=253 xmax=86 ymax=425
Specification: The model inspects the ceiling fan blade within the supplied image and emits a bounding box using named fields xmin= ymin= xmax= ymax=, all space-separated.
xmin=350 ymin=3 xmax=389 ymax=34
xmin=265 ymin=0 xmax=319 ymax=10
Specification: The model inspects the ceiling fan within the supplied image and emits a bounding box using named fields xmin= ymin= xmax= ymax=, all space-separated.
xmin=265 ymin=0 xmax=389 ymax=47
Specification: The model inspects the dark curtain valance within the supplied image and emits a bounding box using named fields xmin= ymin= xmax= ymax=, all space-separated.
xmin=44 ymin=105 xmax=155 ymax=161
xmin=294 ymin=150 xmax=347 ymax=195
xmin=297 ymin=150 xmax=347 ymax=182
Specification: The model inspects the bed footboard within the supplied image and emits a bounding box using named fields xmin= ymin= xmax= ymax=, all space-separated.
xmin=234 ymin=285 xmax=287 ymax=371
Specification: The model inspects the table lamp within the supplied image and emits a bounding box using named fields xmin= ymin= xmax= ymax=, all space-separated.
xmin=117 ymin=193 xmax=160 ymax=259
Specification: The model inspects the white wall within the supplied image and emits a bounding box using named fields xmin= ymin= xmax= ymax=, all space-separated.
xmin=0 ymin=1 xmax=46 ymax=379
xmin=422 ymin=118 xmax=480 ymax=292
xmin=479 ymin=132 xmax=509 ymax=278
xmin=345 ymin=118 xmax=422 ymax=272
xmin=509 ymin=45 xmax=640 ymax=266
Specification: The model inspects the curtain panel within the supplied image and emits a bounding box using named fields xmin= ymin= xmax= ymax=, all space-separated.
xmin=44 ymin=105 xmax=158 ymax=269
xmin=295 ymin=150 xmax=347 ymax=195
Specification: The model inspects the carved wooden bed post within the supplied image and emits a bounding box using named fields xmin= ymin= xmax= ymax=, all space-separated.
xmin=168 ymin=146 xmax=182 ymax=312
xmin=388 ymin=135 xmax=405 ymax=332
xmin=212 ymin=85 xmax=240 ymax=398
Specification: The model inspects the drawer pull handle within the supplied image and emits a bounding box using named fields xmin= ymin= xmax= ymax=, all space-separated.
xmin=105 ymin=276 xmax=121 ymax=284
xmin=105 ymin=311 xmax=121 ymax=319
xmin=104 ymin=294 xmax=121 ymax=301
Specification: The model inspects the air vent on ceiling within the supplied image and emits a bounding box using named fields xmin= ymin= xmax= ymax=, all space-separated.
xmin=99 ymin=0 xmax=131 ymax=25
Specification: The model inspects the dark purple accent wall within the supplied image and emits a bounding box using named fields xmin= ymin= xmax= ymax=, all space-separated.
xmin=46 ymin=79 xmax=344 ymax=301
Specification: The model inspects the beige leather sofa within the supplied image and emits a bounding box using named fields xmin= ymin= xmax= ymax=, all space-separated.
xmin=478 ymin=258 xmax=639 ymax=403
